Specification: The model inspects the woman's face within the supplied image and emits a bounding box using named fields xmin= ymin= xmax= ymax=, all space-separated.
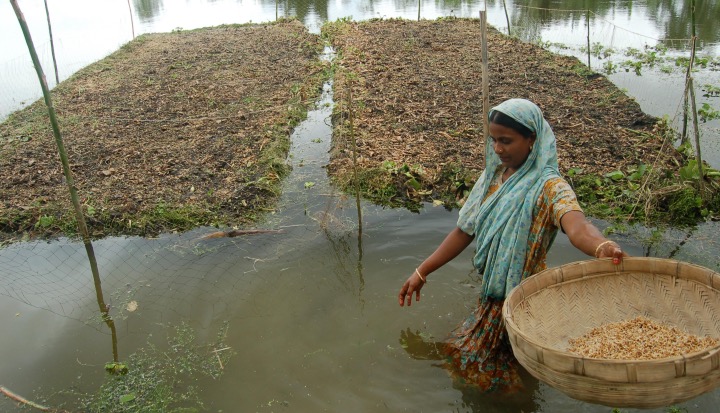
xmin=488 ymin=121 xmax=536 ymax=172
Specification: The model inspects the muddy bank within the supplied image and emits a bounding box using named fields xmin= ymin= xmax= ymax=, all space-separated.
xmin=324 ymin=18 xmax=684 ymax=211
xmin=0 ymin=20 xmax=325 ymax=241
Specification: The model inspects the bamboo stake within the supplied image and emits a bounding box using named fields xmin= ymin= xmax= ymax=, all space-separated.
xmin=126 ymin=0 xmax=135 ymax=39
xmin=348 ymin=83 xmax=363 ymax=237
xmin=11 ymin=0 xmax=118 ymax=363
xmin=681 ymin=0 xmax=697 ymax=145
xmin=501 ymin=0 xmax=511 ymax=36
xmin=688 ymin=86 xmax=705 ymax=197
xmin=417 ymin=0 xmax=420 ymax=21
xmin=480 ymin=10 xmax=489 ymax=141
xmin=683 ymin=35 xmax=705 ymax=196
xmin=43 ymin=0 xmax=59 ymax=85
xmin=0 ymin=385 xmax=70 ymax=413
xmin=691 ymin=0 xmax=697 ymax=38
xmin=586 ymin=10 xmax=591 ymax=69
xmin=681 ymin=77 xmax=689 ymax=144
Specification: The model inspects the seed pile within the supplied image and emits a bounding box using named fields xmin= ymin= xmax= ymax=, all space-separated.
xmin=568 ymin=316 xmax=719 ymax=360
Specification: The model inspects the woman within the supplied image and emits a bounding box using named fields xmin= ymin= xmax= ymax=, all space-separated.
xmin=398 ymin=98 xmax=626 ymax=392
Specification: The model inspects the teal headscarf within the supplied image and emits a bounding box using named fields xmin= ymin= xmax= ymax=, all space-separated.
xmin=457 ymin=98 xmax=560 ymax=299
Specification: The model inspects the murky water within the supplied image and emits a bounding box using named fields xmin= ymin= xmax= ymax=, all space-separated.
xmin=2 ymin=1 xmax=720 ymax=412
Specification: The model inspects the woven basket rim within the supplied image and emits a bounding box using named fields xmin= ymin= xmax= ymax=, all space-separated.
xmin=503 ymin=257 xmax=720 ymax=364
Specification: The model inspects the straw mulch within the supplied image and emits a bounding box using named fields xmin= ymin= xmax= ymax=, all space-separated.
xmin=0 ymin=20 xmax=324 ymax=239
xmin=325 ymin=18 xmax=682 ymax=198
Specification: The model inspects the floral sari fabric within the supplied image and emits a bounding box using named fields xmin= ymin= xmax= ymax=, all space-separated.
xmin=444 ymin=168 xmax=581 ymax=392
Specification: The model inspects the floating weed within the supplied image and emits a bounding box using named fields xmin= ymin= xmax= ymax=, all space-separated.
xmin=698 ymin=103 xmax=720 ymax=122
xmin=70 ymin=322 xmax=234 ymax=413
xmin=570 ymin=156 xmax=720 ymax=226
xmin=621 ymin=60 xmax=643 ymax=75
xmin=702 ymin=84 xmax=720 ymax=97
xmin=602 ymin=60 xmax=618 ymax=75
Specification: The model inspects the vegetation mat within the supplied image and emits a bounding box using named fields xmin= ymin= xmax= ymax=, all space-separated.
xmin=0 ymin=20 xmax=325 ymax=240
xmin=323 ymin=18 xmax=712 ymax=222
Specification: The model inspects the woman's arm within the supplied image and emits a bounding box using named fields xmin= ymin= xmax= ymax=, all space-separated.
xmin=560 ymin=210 xmax=627 ymax=261
xmin=398 ymin=227 xmax=475 ymax=307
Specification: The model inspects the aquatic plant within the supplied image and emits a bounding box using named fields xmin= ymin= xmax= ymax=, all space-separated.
xmin=568 ymin=151 xmax=720 ymax=227
xmin=78 ymin=322 xmax=233 ymax=413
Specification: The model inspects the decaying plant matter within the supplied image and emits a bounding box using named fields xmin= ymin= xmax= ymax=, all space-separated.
xmin=324 ymin=18 xmax=685 ymax=212
xmin=0 ymin=19 xmax=325 ymax=240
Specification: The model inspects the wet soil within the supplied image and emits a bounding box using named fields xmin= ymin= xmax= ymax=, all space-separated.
xmin=0 ymin=18 xmax=684 ymax=241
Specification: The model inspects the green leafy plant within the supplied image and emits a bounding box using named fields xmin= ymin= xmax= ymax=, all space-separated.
xmin=36 ymin=215 xmax=55 ymax=228
xmin=79 ymin=322 xmax=233 ymax=413
xmin=621 ymin=59 xmax=643 ymax=75
xmin=569 ymin=154 xmax=720 ymax=226
xmin=703 ymin=84 xmax=720 ymax=97
xmin=382 ymin=161 xmax=424 ymax=191
xmin=602 ymin=60 xmax=618 ymax=74
xmin=698 ymin=103 xmax=720 ymax=123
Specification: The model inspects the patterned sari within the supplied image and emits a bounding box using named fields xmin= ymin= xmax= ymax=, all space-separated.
xmin=444 ymin=99 xmax=582 ymax=392
xmin=444 ymin=170 xmax=581 ymax=392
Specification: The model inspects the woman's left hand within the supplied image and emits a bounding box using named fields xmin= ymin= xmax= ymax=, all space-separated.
xmin=596 ymin=240 xmax=628 ymax=264
xmin=560 ymin=211 xmax=630 ymax=265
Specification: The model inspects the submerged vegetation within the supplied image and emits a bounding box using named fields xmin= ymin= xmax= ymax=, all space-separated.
xmin=67 ymin=323 xmax=232 ymax=413
xmin=80 ymin=323 xmax=232 ymax=413
xmin=0 ymin=323 xmax=233 ymax=412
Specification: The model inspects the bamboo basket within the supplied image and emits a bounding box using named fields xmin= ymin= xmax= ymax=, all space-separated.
xmin=502 ymin=257 xmax=720 ymax=408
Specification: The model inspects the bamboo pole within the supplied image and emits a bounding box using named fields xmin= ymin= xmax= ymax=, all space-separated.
xmin=691 ymin=0 xmax=697 ymax=38
xmin=502 ymin=0 xmax=511 ymax=36
xmin=480 ymin=10 xmax=490 ymax=141
xmin=126 ymin=0 xmax=135 ymax=39
xmin=681 ymin=78 xmax=689 ymax=144
xmin=689 ymin=78 xmax=705 ymax=195
xmin=687 ymin=37 xmax=705 ymax=196
xmin=681 ymin=0 xmax=697 ymax=145
xmin=586 ymin=10 xmax=591 ymax=69
xmin=0 ymin=386 xmax=71 ymax=413
xmin=43 ymin=0 xmax=59 ymax=85
xmin=11 ymin=0 xmax=118 ymax=363
xmin=348 ymin=83 xmax=363 ymax=237
xmin=417 ymin=0 xmax=421 ymax=21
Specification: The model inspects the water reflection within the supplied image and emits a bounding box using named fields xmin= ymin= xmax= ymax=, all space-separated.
xmin=134 ymin=0 xmax=164 ymax=22
xmin=649 ymin=0 xmax=719 ymax=46
xmin=399 ymin=327 xmax=542 ymax=412
xmin=484 ymin=0 xmax=720 ymax=47
xmin=281 ymin=0 xmax=331 ymax=22
xmin=2 ymin=1 xmax=720 ymax=411
xmin=123 ymin=0 xmax=719 ymax=49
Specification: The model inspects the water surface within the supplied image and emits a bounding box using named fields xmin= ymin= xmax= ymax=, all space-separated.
xmin=1 ymin=1 xmax=720 ymax=412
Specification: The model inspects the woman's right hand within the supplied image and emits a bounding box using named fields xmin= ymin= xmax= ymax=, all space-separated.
xmin=397 ymin=228 xmax=473 ymax=307
xmin=398 ymin=270 xmax=425 ymax=307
